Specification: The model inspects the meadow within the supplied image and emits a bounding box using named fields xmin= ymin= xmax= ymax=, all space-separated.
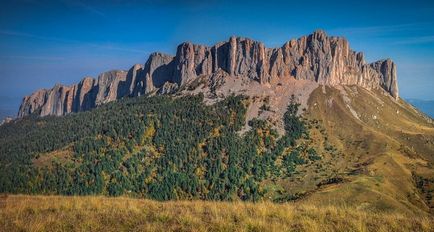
xmin=0 ymin=194 xmax=432 ymax=232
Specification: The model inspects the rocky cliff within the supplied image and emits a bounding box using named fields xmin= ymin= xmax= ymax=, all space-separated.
xmin=17 ymin=30 xmax=399 ymax=118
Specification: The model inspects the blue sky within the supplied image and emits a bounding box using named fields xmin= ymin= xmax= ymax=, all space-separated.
xmin=1 ymin=0 xmax=434 ymax=118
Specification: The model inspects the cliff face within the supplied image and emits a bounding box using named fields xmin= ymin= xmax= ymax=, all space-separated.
xmin=17 ymin=30 xmax=399 ymax=118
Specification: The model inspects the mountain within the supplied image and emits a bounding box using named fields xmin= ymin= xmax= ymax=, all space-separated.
xmin=17 ymin=30 xmax=398 ymax=118
xmin=2 ymin=30 xmax=434 ymax=217
xmin=407 ymin=99 xmax=434 ymax=118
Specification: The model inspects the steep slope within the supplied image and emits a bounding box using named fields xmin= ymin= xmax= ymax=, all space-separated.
xmin=17 ymin=30 xmax=398 ymax=118
xmin=303 ymin=85 xmax=434 ymax=214
xmin=2 ymin=94 xmax=325 ymax=202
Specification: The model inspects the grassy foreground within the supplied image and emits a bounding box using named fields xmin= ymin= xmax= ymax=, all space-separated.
xmin=0 ymin=195 xmax=433 ymax=232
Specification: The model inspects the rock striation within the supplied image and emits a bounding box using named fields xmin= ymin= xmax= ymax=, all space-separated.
xmin=17 ymin=30 xmax=399 ymax=118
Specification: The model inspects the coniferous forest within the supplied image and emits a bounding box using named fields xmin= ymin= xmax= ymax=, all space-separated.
xmin=0 ymin=94 xmax=318 ymax=201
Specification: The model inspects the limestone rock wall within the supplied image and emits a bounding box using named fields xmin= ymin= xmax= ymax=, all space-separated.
xmin=17 ymin=30 xmax=399 ymax=118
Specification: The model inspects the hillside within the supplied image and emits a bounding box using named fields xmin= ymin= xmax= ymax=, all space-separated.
xmin=1 ymin=92 xmax=331 ymax=202
xmin=305 ymin=85 xmax=434 ymax=214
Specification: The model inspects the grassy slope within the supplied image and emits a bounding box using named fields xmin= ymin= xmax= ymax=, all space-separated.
xmin=0 ymin=195 xmax=432 ymax=232
xmin=303 ymin=86 xmax=434 ymax=215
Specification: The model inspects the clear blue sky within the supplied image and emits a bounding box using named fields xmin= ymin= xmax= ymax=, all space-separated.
xmin=1 ymin=0 xmax=434 ymax=118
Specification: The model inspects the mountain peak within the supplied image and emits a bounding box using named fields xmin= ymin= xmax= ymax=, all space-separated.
xmin=17 ymin=31 xmax=399 ymax=118
xmin=311 ymin=29 xmax=328 ymax=37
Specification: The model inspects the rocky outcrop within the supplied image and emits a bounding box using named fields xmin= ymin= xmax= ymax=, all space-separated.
xmin=133 ymin=52 xmax=175 ymax=96
xmin=369 ymin=59 xmax=398 ymax=99
xmin=0 ymin=117 xmax=13 ymax=126
xmin=18 ymin=70 xmax=127 ymax=117
xmin=18 ymin=89 xmax=49 ymax=117
xmin=158 ymin=82 xmax=179 ymax=95
xmin=94 ymin=70 xmax=128 ymax=105
xmin=17 ymin=30 xmax=399 ymax=118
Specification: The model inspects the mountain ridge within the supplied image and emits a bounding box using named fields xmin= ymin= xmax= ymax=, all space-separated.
xmin=17 ymin=30 xmax=398 ymax=118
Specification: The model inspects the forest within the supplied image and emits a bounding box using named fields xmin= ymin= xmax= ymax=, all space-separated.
xmin=0 ymin=93 xmax=320 ymax=201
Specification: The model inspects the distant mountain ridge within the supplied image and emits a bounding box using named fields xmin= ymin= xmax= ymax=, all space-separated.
xmin=18 ymin=30 xmax=398 ymax=118
xmin=407 ymin=99 xmax=434 ymax=118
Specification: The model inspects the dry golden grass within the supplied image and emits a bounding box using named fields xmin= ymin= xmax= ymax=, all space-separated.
xmin=303 ymin=86 xmax=434 ymax=213
xmin=0 ymin=194 xmax=432 ymax=232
